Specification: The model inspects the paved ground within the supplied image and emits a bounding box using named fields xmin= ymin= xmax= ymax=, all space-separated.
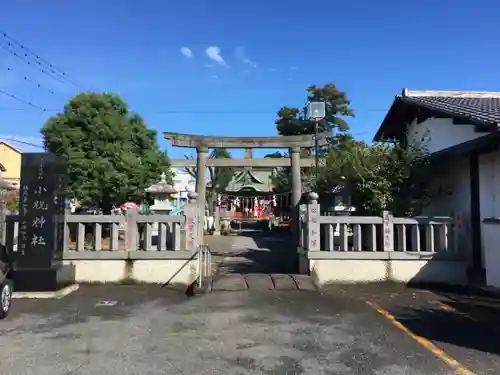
xmin=206 ymin=230 xmax=311 ymax=291
xmin=328 ymin=283 xmax=500 ymax=375
xmin=1 ymin=285 xmax=458 ymax=375
xmin=1 ymin=230 xmax=500 ymax=374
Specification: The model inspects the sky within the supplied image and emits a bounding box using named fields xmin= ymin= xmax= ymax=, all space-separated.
xmin=0 ymin=0 xmax=499 ymax=158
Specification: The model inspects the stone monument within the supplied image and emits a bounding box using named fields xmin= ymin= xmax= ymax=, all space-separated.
xmin=15 ymin=152 xmax=71 ymax=291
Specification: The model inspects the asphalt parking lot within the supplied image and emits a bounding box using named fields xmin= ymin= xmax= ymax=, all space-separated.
xmin=3 ymin=284 xmax=498 ymax=375
xmin=326 ymin=283 xmax=500 ymax=375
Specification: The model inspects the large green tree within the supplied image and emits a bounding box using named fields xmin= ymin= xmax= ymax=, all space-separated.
xmin=275 ymin=83 xmax=354 ymax=137
xmin=41 ymin=92 xmax=172 ymax=212
xmin=317 ymin=139 xmax=432 ymax=216
xmin=272 ymin=83 xmax=355 ymax=193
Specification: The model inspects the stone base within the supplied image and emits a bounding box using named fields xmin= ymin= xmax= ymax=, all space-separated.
xmin=12 ymin=264 xmax=75 ymax=292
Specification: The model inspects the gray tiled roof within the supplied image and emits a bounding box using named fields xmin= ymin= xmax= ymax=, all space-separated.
xmin=401 ymin=96 xmax=500 ymax=126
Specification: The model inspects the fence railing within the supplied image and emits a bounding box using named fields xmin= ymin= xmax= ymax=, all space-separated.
xmin=5 ymin=213 xmax=191 ymax=252
xmin=299 ymin=193 xmax=453 ymax=254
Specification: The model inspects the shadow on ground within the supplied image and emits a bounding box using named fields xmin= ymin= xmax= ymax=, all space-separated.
xmin=221 ymin=221 xmax=299 ymax=275
xmin=394 ymin=288 xmax=500 ymax=356
xmin=334 ymin=282 xmax=500 ymax=357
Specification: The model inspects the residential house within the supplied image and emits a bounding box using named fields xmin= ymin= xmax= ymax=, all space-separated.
xmin=0 ymin=141 xmax=21 ymax=188
xmin=374 ymin=88 xmax=500 ymax=284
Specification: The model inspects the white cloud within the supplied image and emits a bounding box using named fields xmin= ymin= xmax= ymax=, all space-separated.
xmin=235 ymin=46 xmax=257 ymax=68
xmin=180 ymin=47 xmax=193 ymax=59
xmin=205 ymin=46 xmax=228 ymax=67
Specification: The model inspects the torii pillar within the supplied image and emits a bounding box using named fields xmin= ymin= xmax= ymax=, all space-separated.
xmin=195 ymin=146 xmax=208 ymax=240
xmin=290 ymin=147 xmax=302 ymax=237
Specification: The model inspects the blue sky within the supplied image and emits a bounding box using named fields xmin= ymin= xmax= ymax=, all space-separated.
xmin=0 ymin=0 xmax=499 ymax=158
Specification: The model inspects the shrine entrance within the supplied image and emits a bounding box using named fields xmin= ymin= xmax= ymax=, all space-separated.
xmin=164 ymin=131 xmax=328 ymax=244
xmin=164 ymin=132 xmax=327 ymax=289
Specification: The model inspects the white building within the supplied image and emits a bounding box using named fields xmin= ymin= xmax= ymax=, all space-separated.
xmin=375 ymin=88 xmax=500 ymax=288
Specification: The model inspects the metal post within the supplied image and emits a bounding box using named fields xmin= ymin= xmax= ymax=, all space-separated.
xmin=314 ymin=119 xmax=319 ymax=183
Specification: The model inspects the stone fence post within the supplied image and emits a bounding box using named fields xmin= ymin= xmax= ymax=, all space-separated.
xmin=182 ymin=192 xmax=199 ymax=251
xmin=125 ymin=208 xmax=139 ymax=251
xmin=381 ymin=210 xmax=394 ymax=252
xmin=307 ymin=192 xmax=320 ymax=251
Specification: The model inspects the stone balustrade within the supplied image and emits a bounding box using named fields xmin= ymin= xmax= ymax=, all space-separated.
xmin=299 ymin=193 xmax=452 ymax=254
xmin=316 ymin=215 xmax=451 ymax=253
xmin=298 ymin=192 xmax=465 ymax=286
xmin=5 ymin=213 xmax=188 ymax=253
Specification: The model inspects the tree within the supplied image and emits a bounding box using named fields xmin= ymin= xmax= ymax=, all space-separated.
xmin=317 ymin=139 xmax=432 ymax=216
xmin=183 ymin=148 xmax=233 ymax=211
xmin=41 ymin=92 xmax=172 ymax=212
xmin=275 ymin=83 xmax=354 ymax=137
xmin=273 ymin=83 xmax=355 ymax=193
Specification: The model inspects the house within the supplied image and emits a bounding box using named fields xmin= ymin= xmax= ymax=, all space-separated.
xmin=374 ymin=88 xmax=500 ymax=285
xmin=0 ymin=141 xmax=21 ymax=188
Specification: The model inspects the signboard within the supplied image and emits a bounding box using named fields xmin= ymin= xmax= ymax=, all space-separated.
xmin=17 ymin=153 xmax=67 ymax=269
xmin=307 ymin=203 xmax=320 ymax=251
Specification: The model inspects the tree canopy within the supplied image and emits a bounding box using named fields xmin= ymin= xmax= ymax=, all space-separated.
xmin=270 ymin=82 xmax=431 ymax=215
xmin=272 ymin=83 xmax=356 ymax=192
xmin=41 ymin=92 xmax=172 ymax=212
xmin=275 ymin=83 xmax=354 ymax=137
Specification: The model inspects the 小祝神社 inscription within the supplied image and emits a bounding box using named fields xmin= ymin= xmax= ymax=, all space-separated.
xmin=17 ymin=153 xmax=67 ymax=269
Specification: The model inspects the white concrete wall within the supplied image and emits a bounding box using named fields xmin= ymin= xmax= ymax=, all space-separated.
xmin=421 ymin=156 xmax=473 ymax=264
xmin=307 ymin=252 xmax=467 ymax=286
xmin=407 ymin=116 xmax=482 ymax=267
xmin=478 ymin=149 xmax=500 ymax=273
xmin=58 ymin=252 xmax=198 ymax=288
xmin=407 ymin=117 xmax=482 ymax=154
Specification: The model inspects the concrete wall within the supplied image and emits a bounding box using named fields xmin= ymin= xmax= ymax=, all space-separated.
xmin=407 ymin=117 xmax=483 ymax=154
xmin=0 ymin=142 xmax=21 ymax=187
xmin=57 ymin=251 xmax=198 ymax=288
xmin=307 ymin=252 xmax=467 ymax=287
xmin=421 ymin=156 xmax=473 ymax=265
xmin=478 ymin=149 xmax=500 ymax=271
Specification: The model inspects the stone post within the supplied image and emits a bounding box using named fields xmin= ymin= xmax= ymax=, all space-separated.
xmin=214 ymin=205 xmax=221 ymax=235
xmin=195 ymin=147 xmax=208 ymax=243
xmin=125 ymin=208 xmax=139 ymax=251
xmin=290 ymin=146 xmax=302 ymax=240
xmin=183 ymin=192 xmax=199 ymax=251
xmin=307 ymin=192 xmax=320 ymax=251
xmin=381 ymin=210 xmax=394 ymax=252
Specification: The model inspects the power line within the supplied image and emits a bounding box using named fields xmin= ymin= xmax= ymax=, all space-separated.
xmin=0 ymin=88 xmax=46 ymax=112
xmin=0 ymin=32 xmax=76 ymax=82
xmin=0 ymin=137 xmax=44 ymax=149
xmin=0 ymin=31 xmax=79 ymax=86
xmin=0 ymin=63 xmax=56 ymax=95
xmin=0 ymin=35 xmax=77 ymax=88
xmin=0 ymin=107 xmax=391 ymax=114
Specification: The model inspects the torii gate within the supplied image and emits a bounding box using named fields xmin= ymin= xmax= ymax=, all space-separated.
xmin=163 ymin=132 xmax=329 ymax=242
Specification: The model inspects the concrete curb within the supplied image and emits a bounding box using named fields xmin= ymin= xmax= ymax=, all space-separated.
xmin=13 ymin=284 xmax=80 ymax=299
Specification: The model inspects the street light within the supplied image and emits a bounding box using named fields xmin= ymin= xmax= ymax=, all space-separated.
xmin=306 ymin=96 xmax=326 ymax=184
